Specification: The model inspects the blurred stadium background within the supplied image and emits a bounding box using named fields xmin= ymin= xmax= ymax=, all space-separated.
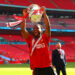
xmin=0 ymin=0 xmax=75 ymax=75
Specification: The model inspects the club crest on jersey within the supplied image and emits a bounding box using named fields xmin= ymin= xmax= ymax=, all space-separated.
xmin=36 ymin=43 xmax=45 ymax=49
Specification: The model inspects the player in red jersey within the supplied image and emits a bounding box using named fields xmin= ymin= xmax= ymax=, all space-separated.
xmin=21 ymin=7 xmax=56 ymax=75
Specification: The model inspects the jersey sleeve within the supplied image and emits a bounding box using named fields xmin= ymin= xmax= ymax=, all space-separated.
xmin=43 ymin=33 xmax=50 ymax=43
xmin=24 ymin=34 xmax=33 ymax=45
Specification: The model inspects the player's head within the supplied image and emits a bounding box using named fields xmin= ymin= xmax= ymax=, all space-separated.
xmin=33 ymin=24 xmax=43 ymax=38
xmin=56 ymin=42 xmax=61 ymax=49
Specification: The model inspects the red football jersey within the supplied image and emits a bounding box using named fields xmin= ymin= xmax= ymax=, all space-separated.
xmin=25 ymin=33 xmax=51 ymax=69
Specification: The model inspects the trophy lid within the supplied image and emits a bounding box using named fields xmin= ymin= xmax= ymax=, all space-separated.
xmin=28 ymin=4 xmax=40 ymax=11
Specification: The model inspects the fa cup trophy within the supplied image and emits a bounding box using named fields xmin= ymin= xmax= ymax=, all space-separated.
xmin=28 ymin=4 xmax=43 ymax=23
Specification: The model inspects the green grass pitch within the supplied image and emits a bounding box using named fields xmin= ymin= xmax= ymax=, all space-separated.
xmin=0 ymin=62 xmax=75 ymax=75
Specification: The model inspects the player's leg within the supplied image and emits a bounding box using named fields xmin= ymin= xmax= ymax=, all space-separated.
xmin=34 ymin=67 xmax=57 ymax=75
xmin=61 ymin=66 xmax=66 ymax=75
xmin=56 ymin=67 xmax=60 ymax=75
xmin=34 ymin=67 xmax=51 ymax=75
xmin=48 ymin=66 xmax=57 ymax=75
xmin=33 ymin=70 xmax=35 ymax=75
xmin=34 ymin=68 xmax=40 ymax=75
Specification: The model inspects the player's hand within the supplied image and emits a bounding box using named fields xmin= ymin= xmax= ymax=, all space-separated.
xmin=52 ymin=65 xmax=55 ymax=68
xmin=51 ymin=64 xmax=55 ymax=68
xmin=41 ymin=6 xmax=46 ymax=14
xmin=23 ymin=9 xmax=29 ymax=18
xmin=23 ymin=9 xmax=28 ymax=17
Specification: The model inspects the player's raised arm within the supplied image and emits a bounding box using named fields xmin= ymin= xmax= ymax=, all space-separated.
xmin=42 ymin=7 xmax=51 ymax=37
xmin=21 ymin=9 xmax=29 ymax=39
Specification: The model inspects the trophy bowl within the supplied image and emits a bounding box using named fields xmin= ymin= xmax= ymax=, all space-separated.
xmin=28 ymin=4 xmax=43 ymax=23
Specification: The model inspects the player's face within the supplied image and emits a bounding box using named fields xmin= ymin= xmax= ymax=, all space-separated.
xmin=33 ymin=25 xmax=40 ymax=37
xmin=56 ymin=43 xmax=61 ymax=49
